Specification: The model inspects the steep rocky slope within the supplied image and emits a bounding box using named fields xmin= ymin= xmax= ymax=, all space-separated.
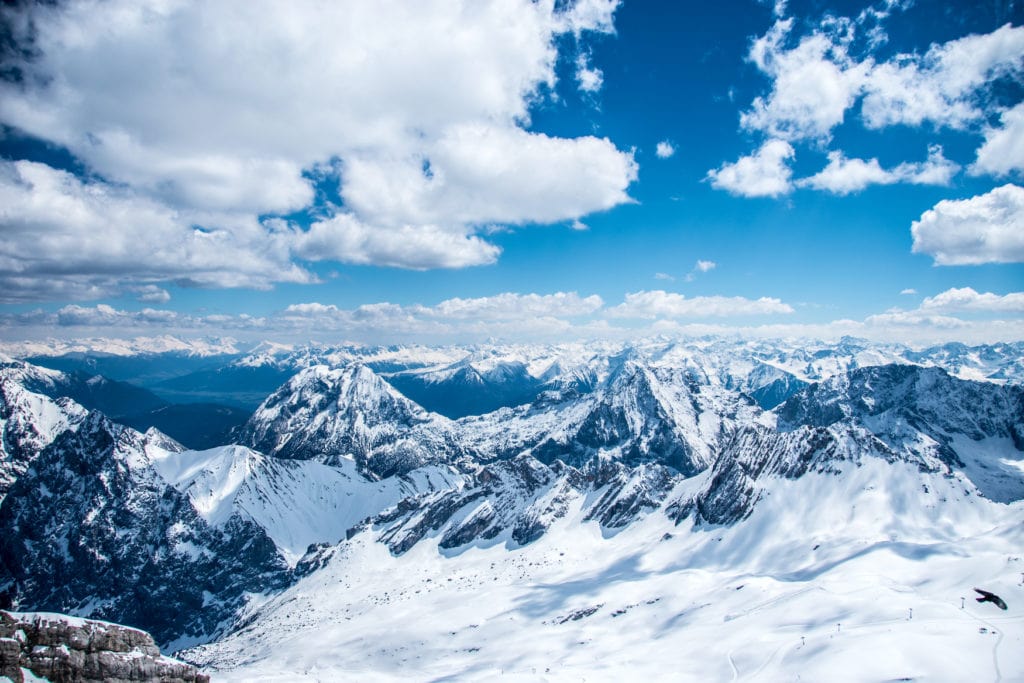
xmin=0 ymin=414 xmax=289 ymax=649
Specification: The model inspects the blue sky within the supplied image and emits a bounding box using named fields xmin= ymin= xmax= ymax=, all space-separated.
xmin=0 ymin=0 xmax=1022 ymax=345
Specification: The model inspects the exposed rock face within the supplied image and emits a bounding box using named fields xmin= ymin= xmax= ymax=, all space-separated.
xmin=240 ymin=364 xmax=469 ymax=477
xmin=357 ymin=455 xmax=680 ymax=556
xmin=0 ymin=413 xmax=290 ymax=648
xmin=667 ymin=423 xmax=893 ymax=526
xmin=776 ymin=365 xmax=1024 ymax=443
xmin=743 ymin=362 xmax=809 ymax=409
xmin=0 ymin=371 xmax=87 ymax=501
xmin=0 ymin=610 xmax=208 ymax=682
xmin=667 ymin=366 xmax=1024 ymax=526
xmin=457 ymin=358 xmax=754 ymax=476
xmin=350 ymin=456 xmax=585 ymax=556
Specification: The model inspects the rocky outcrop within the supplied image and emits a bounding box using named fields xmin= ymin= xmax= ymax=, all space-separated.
xmin=0 ymin=610 xmax=208 ymax=682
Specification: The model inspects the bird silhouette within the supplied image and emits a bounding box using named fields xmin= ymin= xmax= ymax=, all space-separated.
xmin=973 ymin=588 xmax=1008 ymax=610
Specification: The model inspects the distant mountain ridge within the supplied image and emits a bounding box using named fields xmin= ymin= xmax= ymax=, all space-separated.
xmin=0 ymin=340 xmax=1020 ymax=670
xmin=17 ymin=337 xmax=1024 ymax=419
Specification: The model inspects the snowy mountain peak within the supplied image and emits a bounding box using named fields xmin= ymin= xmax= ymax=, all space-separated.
xmin=240 ymin=364 xmax=464 ymax=477
xmin=0 ymin=370 xmax=88 ymax=500
xmin=254 ymin=363 xmax=431 ymax=425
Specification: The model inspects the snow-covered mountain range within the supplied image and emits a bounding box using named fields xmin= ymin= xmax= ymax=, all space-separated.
xmin=0 ymin=339 xmax=1021 ymax=679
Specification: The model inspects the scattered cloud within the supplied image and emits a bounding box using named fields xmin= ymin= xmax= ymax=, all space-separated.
xmin=684 ymin=259 xmax=717 ymax=282
xmin=277 ymin=292 xmax=606 ymax=336
xmin=558 ymin=0 xmax=621 ymax=36
xmin=742 ymin=19 xmax=1024 ymax=142
xmin=861 ymin=24 xmax=1024 ymax=131
xmin=919 ymin=287 xmax=1024 ymax=313
xmin=607 ymin=290 xmax=794 ymax=318
xmin=900 ymin=288 xmax=917 ymax=295
xmin=971 ymin=102 xmax=1024 ymax=177
xmin=655 ymin=141 xmax=676 ymax=159
xmin=800 ymin=152 xmax=891 ymax=195
xmin=575 ymin=53 xmax=604 ymax=93
xmin=741 ymin=19 xmax=870 ymax=141
xmin=37 ymin=304 xmax=259 ymax=330
xmin=131 ymin=286 xmax=172 ymax=304
xmin=1 ymin=292 xmax=606 ymax=338
xmin=798 ymin=146 xmax=958 ymax=195
xmin=654 ymin=272 xmax=675 ymax=281
xmin=4 ymin=289 xmax=1022 ymax=346
xmin=863 ymin=309 xmax=970 ymax=329
xmin=425 ymin=292 xmax=604 ymax=320
xmin=843 ymin=286 xmax=1024 ymax=339
xmin=294 ymin=215 xmax=502 ymax=270
xmin=707 ymin=139 xmax=794 ymax=197
xmin=304 ymin=125 xmax=636 ymax=267
xmin=895 ymin=146 xmax=961 ymax=186
xmin=718 ymin=12 xmax=1024 ymax=199
xmin=911 ymin=184 xmax=1024 ymax=265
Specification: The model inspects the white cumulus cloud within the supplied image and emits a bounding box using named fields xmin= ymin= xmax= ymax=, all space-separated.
xmin=608 ymin=290 xmax=794 ymax=318
xmin=742 ymin=18 xmax=1024 ymax=142
xmin=919 ymin=287 xmax=1024 ymax=313
xmin=863 ymin=310 xmax=970 ymax=329
xmin=684 ymin=259 xmax=717 ymax=282
xmin=575 ymin=53 xmax=604 ymax=92
xmin=742 ymin=19 xmax=870 ymax=141
xmin=707 ymin=140 xmax=794 ymax=197
xmin=911 ymin=184 xmax=1024 ymax=265
xmin=0 ymin=160 xmax=311 ymax=303
xmin=799 ymin=152 xmax=892 ymax=194
xmin=721 ymin=12 xmax=1023 ymax=199
xmin=131 ymin=285 xmax=172 ymax=304
xmin=426 ymin=292 xmax=604 ymax=320
xmin=971 ymin=102 xmax=1024 ymax=177
xmin=340 ymin=124 xmax=636 ymax=231
xmin=655 ymin=141 xmax=676 ymax=159
xmin=0 ymin=0 xmax=636 ymax=299
xmin=861 ymin=24 xmax=1024 ymax=130
xmin=799 ymin=146 xmax=958 ymax=195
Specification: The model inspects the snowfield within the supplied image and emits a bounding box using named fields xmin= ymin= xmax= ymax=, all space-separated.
xmin=189 ymin=458 xmax=1024 ymax=682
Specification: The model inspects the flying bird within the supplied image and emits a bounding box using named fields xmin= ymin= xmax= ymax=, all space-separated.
xmin=974 ymin=588 xmax=1008 ymax=610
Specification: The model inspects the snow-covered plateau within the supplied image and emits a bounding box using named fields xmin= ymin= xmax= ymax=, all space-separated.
xmin=0 ymin=338 xmax=1021 ymax=681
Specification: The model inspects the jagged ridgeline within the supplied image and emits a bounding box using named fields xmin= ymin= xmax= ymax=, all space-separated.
xmin=0 ymin=340 xmax=1021 ymax=675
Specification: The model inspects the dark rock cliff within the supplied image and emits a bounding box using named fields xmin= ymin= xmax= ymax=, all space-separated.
xmin=0 ymin=610 xmax=208 ymax=683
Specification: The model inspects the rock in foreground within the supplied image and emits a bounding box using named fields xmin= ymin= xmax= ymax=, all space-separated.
xmin=0 ymin=610 xmax=208 ymax=683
